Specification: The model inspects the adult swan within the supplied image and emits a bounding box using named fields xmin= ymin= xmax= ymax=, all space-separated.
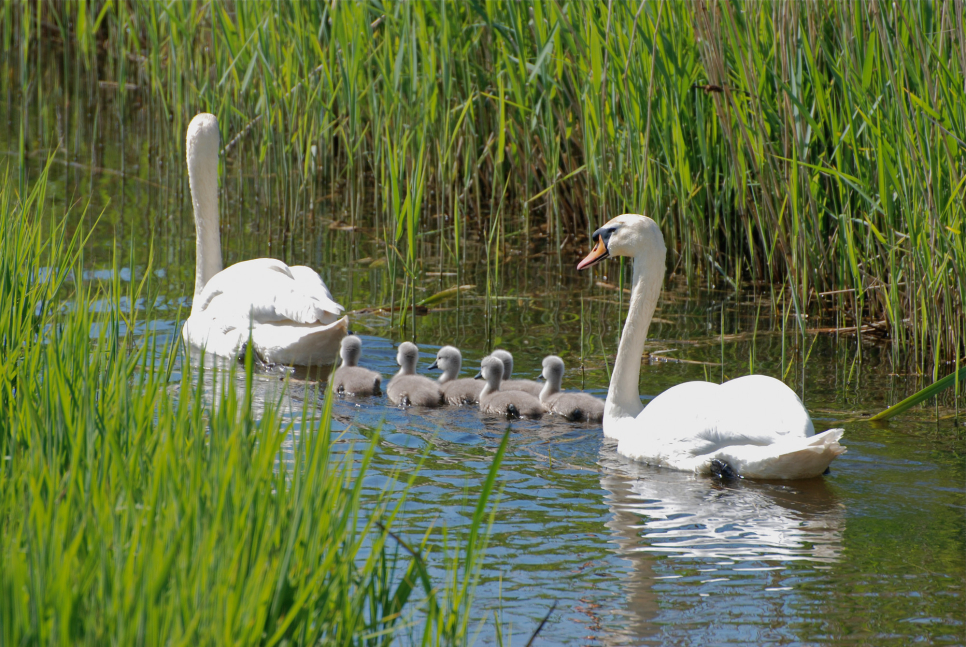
xmin=181 ymin=113 xmax=347 ymax=367
xmin=577 ymin=214 xmax=845 ymax=480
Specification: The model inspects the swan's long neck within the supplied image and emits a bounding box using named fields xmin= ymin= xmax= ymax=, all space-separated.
xmin=605 ymin=251 xmax=664 ymax=429
xmin=187 ymin=124 xmax=223 ymax=309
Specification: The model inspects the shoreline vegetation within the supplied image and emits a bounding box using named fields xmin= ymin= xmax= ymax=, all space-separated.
xmin=0 ymin=170 xmax=502 ymax=643
xmin=4 ymin=1 xmax=962 ymax=368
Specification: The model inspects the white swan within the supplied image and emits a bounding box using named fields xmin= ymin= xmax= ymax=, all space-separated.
xmin=577 ymin=214 xmax=845 ymax=480
xmin=181 ymin=113 xmax=348 ymax=367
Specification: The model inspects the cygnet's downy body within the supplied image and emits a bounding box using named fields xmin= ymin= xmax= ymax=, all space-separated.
xmin=539 ymin=355 xmax=605 ymax=422
xmin=429 ymin=346 xmax=484 ymax=405
xmin=387 ymin=341 xmax=444 ymax=407
xmin=491 ymin=349 xmax=543 ymax=396
xmin=478 ymin=356 xmax=544 ymax=419
xmin=331 ymin=335 xmax=382 ymax=396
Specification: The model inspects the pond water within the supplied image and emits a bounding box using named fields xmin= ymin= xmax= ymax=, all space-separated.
xmin=5 ymin=79 xmax=964 ymax=645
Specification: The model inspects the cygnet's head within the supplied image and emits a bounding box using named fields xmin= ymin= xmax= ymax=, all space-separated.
xmin=577 ymin=214 xmax=667 ymax=270
xmin=429 ymin=346 xmax=462 ymax=382
xmin=396 ymin=341 xmax=420 ymax=375
xmin=479 ymin=356 xmax=505 ymax=390
xmin=491 ymin=349 xmax=514 ymax=380
xmin=339 ymin=335 xmax=362 ymax=367
xmin=541 ymin=355 xmax=565 ymax=388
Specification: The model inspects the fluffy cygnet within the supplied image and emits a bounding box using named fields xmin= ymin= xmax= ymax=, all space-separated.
xmin=331 ymin=335 xmax=382 ymax=396
xmin=539 ymin=355 xmax=604 ymax=422
xmin=387 ymin=341 xmax=444 ymax=407
xmin=478 ymin=356 xmax=544 ymax=419
xmin=429 ymin=346 xmax=484 ymax=405
xmin=491 ymin=349 xmax=542 ymax=396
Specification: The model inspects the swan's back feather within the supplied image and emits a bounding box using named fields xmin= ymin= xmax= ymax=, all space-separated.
xmin=387 ymin=375 xmax=443 ymax=407
xmin=545 ymin=392 xmax=605 ymax=422
xmin=440 ymin=378 xmax=485 ymax=405
xmin=615 ymin=375 xmax=841 ymax=479
xmin=501 ymin=379 xmax=543 ymax=397
xmin=332 ymin=366 xmax=382 ymax=396
xmin=479 ymin=391 xmax=544 ymax=419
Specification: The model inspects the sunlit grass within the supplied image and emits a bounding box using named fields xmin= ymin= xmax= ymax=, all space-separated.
xmin=0 ymin=169 xmax=498 ymax=644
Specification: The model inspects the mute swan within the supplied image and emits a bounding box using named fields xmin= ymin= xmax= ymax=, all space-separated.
xmin=539 ymin=356 xmax=605 ymax=422
xmin=387 ymin=342 xmax=444 ymax=407
xmin=181 ymin=113 xmax=348 ymax=367
xmin=331 ymin=335 xmax=382 ymax=396
xmin=491 ymin=349 xmax=543 ymax=396
xmin=478 ymin=356 xmax=544 ymax=419
xmin=577 ymin=214 xmax=845 ymax=480
xmin=429 ymin=346 xmax=485 ymax=405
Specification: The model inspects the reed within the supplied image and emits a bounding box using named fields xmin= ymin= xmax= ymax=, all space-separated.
xmin=0 ymin=168 xmax=497 ymax=644
xmin=6 ymin=1 xmax=964 ymax=363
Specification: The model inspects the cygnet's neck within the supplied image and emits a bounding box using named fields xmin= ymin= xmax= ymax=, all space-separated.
xmin=397 ymin=359 xmax=417 ymax=376
xmin=605 ymin=251 xmax=664 ymax=431
xmin=539 ymin=373 xmax=561 ymax=402
xmin=187 ymin=125 xmax=223 ymax=309
xmin=480 ymin=373 xmax=501 ymax=398
xmin=439 ymin=361 xmax=460 ymax=383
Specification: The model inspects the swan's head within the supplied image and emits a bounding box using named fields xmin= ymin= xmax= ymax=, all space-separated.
xmin=340 ymin=335 xmax=362 ymax=367
xmin=479 ymin=356 xmax=505 ymax=390
xmin=577 ymin=214 xmax=666 ymax=270
xmin=396 ymin=341 xmax=420 ymax=374
xmin=541 ymin=355 xmax=565 ymax=388
xmin=491 ymin=349 xmax=514 ymax=380
xmin=429 ymin=346 xmax=462 ymax=381
xmin=186 ymin=113 xmax=220 ymax=161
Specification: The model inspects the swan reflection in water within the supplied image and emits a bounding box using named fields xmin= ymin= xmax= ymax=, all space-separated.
xmin=598 ymin=443 xmax=845 ymax=644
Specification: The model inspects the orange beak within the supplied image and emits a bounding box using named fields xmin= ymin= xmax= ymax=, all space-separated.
xmin=577 ymin=236 xmax=609 ymax=270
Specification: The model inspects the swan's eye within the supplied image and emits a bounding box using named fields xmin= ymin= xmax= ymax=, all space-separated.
xmin=591 ymin=226 xmax=619 ymax=248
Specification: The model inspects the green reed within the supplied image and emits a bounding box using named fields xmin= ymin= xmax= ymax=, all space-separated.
xmin=5 ymin=0 xmax=964 ymax=370
xmin=0 ymin=169 xmax=498 ymax=644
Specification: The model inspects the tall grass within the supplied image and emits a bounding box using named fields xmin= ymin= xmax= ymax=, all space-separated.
xmin=0 ymin=168 xmax=497 ymax=644
xmin=4 ymin=0 xmax=963 ymax=368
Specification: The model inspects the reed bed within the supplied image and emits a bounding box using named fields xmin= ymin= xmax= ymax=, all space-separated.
xmin=0 ymin=169 xmax=497 ymax=644
xmin=4 ymin=1 xmax=963 ymax=368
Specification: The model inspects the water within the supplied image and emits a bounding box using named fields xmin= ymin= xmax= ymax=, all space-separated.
xmin=5 ymin=67 xmax=964 ymax=646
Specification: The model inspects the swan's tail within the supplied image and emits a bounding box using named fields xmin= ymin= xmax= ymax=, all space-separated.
xmin=252 ymin=316 xmax=349 ymax=367
xmin=715 ymin=428 xmax=846 ymax=480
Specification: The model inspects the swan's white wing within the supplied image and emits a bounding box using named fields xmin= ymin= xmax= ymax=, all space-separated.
xmin=289 ymin=266 xmax=339 ymax=306
xmin=184 ymin=258 xmax=347 ymax=367
xmin=194 ymin=259 xmax=343 ymax=325
xmin=629 ymin=376 xmax=813 ymax=450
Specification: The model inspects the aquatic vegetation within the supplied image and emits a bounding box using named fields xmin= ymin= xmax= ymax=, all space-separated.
xmin=4 ymin=0 xmax=960 ymax=367
xmin=0 ymin=171 xmax=499 ymax=644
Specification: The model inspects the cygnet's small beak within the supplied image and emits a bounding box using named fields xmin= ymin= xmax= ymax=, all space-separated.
xmin=474 ymin=370 xmax=483 ymax=380
xmin=577 ymin=234 xmax=609 ymax=270
xmin=535 ymin=371 xmax=545 ymax=381
xmin=428 ymin=360 xmax=439 ymax=370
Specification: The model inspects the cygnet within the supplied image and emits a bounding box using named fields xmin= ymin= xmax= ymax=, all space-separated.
xmin=331 ymin=335 xmax=382 ymax=396
xmin=429 ymin=346 xmax=484 ymax=405
xmin=478 ymin=356 xmax=544 ymax=419
xmin=491 ymin=349 xmax=542 ymax=396
xmin=387 ymin=341 xmax=444 ymax=407
xmin=539 ymin=355 xmax=604 ymax=422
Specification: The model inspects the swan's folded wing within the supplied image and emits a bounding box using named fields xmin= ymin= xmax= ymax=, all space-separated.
xmin=712 ymin=428 xmax=846 ymax=480
xmin=193 ymin=260 xmax=344 ymax=326
xmin=289 ymin=266 xmax=341 ymax=307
